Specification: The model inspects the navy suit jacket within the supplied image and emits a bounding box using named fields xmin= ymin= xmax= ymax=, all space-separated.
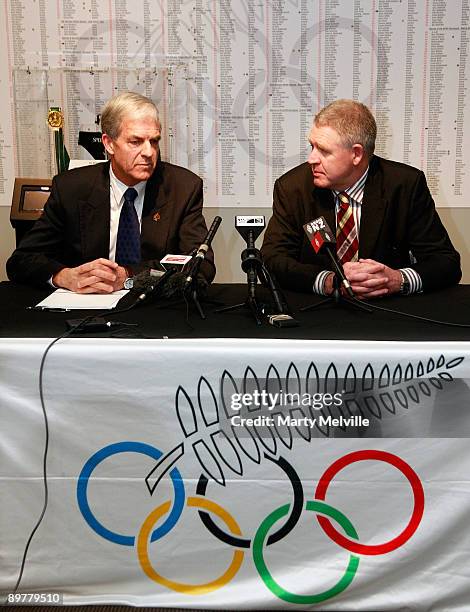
xmin=7 ymin=160 xmax=215 ymax=286
xmin=261 ymin=156 xmax=461 ymax=292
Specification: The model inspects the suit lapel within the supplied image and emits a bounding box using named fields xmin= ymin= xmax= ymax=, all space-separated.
xmin=78 ymin=163 xmax=111 ymax=260
xmin=141 ymin=160 xmax=170 ymax=256
xmin=358 ymin=157 xmax=388 ymax=258
xmin=312 ymin=187 xmax=336 ymax=233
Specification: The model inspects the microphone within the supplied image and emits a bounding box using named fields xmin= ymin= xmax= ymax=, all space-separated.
xmin=136 ymin=267 xmax=177 ymax=302
xmin=184 ymin=216 xmax=222 ymax=288
xmin=235 ymin=215 xmax=266 ymax=299
xmin=304 ymin=216 xmax=354 ymax=298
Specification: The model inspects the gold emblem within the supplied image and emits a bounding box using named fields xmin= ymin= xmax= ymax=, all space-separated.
xmin=47 ymin=108 xmax=64 ymax=130
xmin=153 ymin=212 xmax=161 ymax=222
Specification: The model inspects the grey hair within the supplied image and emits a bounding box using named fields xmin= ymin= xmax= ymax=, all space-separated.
xmin=100 ymin=91 xmax=160 ymax=139
xmin=314 ymin=99 xmax=376 ymax=158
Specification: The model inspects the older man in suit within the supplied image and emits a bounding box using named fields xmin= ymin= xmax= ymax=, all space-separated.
xmin=261 ymin=99 xmax=461 ymax=297
xmin=7 ymin=91 xmax=215 ymax=292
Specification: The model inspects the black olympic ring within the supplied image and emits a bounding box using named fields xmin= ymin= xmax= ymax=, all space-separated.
xmin=195 ymin=453 xmax=303 ymax=549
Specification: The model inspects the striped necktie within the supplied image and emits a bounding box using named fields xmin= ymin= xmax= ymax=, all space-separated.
xmin=115 ymin=187 xmax=140 ymax=265
xmin=336 ymin=192 xmax=359 ymax=264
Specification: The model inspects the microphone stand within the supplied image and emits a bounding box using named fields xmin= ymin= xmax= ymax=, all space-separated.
xmin=301 ymin=274 xmax=372 ymax=313
xmin=301 ymin=247 xmax=372 ymax=313
xmin=183 ymin=275 xmax=207 ymax=320
xmin=215 ymin=229 xmax=265 ymax=325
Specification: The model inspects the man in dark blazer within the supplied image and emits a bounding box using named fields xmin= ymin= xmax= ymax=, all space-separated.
xmin=261 ymin=99 xmax=461 ymax=297
xmin=7 ymin=92 xmax=215 ymax=292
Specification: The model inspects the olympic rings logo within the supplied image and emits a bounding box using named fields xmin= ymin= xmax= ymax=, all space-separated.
xmin=77 ymin=443 xmax=424 ymax=604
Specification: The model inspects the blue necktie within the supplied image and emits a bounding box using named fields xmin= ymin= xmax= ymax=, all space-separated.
xmin=115 ymin=187 xmax=140 ymax=265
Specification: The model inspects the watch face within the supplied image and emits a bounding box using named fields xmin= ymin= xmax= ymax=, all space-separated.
xmin=124 ymin=277 xmax=134 ymax=290
xmin=401 ymin=278 xmax=410 ymax=294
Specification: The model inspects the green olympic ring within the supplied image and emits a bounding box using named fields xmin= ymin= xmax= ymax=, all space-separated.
xmin=253 ymin=500 xmax=360 ymax=604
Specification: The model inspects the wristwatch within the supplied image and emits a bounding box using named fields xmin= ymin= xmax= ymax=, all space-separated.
xmin=399 ymin=270 xmax=410 ymax=295
xmin=124 ymin=277 xmax=134 ymax=290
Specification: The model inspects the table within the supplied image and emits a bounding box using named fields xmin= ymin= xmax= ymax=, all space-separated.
xmin=1 ymin=282 xmax=470 ymax=610
xmin=2 ymin=281 xmax=470 ymax=340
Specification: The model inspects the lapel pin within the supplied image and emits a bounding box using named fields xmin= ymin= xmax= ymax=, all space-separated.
xmin=153 ymin=212 xmax=161 ymax=222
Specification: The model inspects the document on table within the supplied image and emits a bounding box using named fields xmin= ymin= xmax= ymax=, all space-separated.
xmin=34 ymin=289 xmax=128 ymax=310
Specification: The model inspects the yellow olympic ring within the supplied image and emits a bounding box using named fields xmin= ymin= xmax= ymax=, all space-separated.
xmin=137 ymin=496 xmax=245 ymax=594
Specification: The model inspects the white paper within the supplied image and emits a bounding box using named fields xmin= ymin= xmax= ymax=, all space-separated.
xmin=35 ymin=289 xmax=128 ymax=310
xmin=68 ymin=159 xmax=107 ymax=170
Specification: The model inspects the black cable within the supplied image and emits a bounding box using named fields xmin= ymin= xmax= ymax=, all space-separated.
xmin=64 ymin=292 xmax=158 ymax=334
xmin=362 ymin=298 xmax=470 ymax=329
xmin=7 ymin=293 xmax=144 ymax=600
xmin=5 ymin=324 xmax=77 ymax=601
xmin=8 ymin=274 xmax=208 ymax=600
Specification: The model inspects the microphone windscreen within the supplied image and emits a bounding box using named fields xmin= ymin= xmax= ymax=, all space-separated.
xmin=132 ymin=270 xmax=161 ymax=292
xmin=131 ymin=268 xmax=208 ymax=300
xmin=161 ymin=272 xmax=208 ymax=299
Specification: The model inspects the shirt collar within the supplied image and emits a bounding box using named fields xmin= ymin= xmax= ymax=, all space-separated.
xmin=109 ymin=165 xmax=147 ymax=202
xmin=333 ymin=166 xmax=369 ymax=204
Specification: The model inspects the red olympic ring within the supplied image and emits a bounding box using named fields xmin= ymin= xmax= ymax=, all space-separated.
xmin=315 ymin=450 xmax=424 ymax=555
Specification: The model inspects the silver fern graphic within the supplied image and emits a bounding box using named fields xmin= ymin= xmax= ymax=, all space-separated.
xmin=145 ymin=355 xmax=464 ymax=494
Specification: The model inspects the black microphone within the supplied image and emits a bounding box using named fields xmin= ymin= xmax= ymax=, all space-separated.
xmin=184 ymin=216 xmax=222 ymax=288
xmin=235 ymin=216 xmax=265 ymax=301
xmin=304 ymin=216 xmax=354 ymax=298
xmin=241 ymin=243 xmax=263 ymax=295
xmin=136 ymin=267 xmax=177 ymax=302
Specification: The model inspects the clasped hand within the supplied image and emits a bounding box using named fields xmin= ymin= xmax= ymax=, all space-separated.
xmin=343 ymin=258 xmax=402 ymax=298
xmin=325 ymin=258 xmax=402 ymax=299
xmin=52 ymin=258 xmax=127 ymax=293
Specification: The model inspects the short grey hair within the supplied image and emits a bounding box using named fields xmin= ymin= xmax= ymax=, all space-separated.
xmin=314 ymin=99 xmax=377 ymax=158
xmin=100 ymin=91 xmax=160 ymax=139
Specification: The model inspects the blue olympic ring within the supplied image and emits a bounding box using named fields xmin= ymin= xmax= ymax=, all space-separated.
xmin=77 ymin=441 xmax=185 ymax=546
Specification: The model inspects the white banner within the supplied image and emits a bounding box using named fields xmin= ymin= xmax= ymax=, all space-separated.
xmin=1 ymin=338 xmax=470 ymax=609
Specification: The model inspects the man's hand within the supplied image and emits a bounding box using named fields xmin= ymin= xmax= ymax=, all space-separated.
xmin=52 ymin=259 xmax=128 ymax=293
xmin=342 ymin=258 xmax=402 ymax=299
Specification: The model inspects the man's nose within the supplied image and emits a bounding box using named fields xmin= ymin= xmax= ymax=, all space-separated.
xmin=141 ymin=140 xmax=153 ymax=157
xmin=308 ymin=148 xmax=319 ymax=165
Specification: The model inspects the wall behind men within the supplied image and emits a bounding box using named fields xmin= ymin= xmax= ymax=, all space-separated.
xmin=1 ymin=206 xmax=469 ymax=285
xmin=2 ymin=2 xmax=470 ymax=213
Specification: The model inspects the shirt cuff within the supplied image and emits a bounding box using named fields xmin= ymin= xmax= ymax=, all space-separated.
xmin=314 ymin=270 xmax=332 ymax=296
xmin=400 ymin=268 xmax=422 ymax=294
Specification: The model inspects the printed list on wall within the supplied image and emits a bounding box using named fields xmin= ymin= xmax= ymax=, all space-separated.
xmin=0 ymin=0 xmax=468 ymax=208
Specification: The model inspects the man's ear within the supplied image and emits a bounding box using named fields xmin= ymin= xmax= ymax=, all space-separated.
xmin=351 ymin=143 xmax=365 ymax=166
xmin=102 ymin=133 xmax=114 ymax=157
